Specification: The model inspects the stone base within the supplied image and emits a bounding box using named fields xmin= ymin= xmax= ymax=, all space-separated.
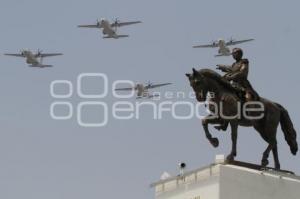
xmin=151 ymin=156 xmax=300 ymax=199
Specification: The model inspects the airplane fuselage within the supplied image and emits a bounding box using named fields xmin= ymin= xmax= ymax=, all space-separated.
xmin=99 ymin=19 xmax=129 ymax=39
xmin=116 ymin=82 xmax=167 ymax=99
xmin=135 ymin=84 xmax=160 ymax=99
xmin=136 ymin=84 xmax=148 ymax=97
xmin=216 ymin=40 xmax=231 ymax=56
xmin=23 ymin=51 xmax=40 ymax=65
xmin=100 ymin=19 xmax=118 ymax=38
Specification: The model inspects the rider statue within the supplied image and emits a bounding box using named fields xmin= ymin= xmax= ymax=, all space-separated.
xmin=215 ymin=48 xmax=259 ymax=130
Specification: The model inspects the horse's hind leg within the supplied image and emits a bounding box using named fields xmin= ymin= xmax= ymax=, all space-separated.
xmin=272 ymin=143 xmax=280 ymax=170
xmin=226 ymin=122 xmax=238 ymax=162
xmin=261 ymin=129 xmax=277 ymax=168
xmin=254 ymin=109 xmax=280 ymax=168
xmin=262 ymin=142 xmax=275 ymax=167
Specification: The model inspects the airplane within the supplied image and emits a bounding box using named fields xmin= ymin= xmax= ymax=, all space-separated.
xmin=4 ymin=49 xmax=63 ymax=68
xmin=115 ymin=81 xmax=172 ymax=99
xmin=78 ymin=18 xmax=142 ymax=39
xmin=193 ymin=38 xmax=254 ymax=57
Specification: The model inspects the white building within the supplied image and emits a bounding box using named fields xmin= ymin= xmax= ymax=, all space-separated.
xmin=151 ymin=156 xmax=300 ymax=199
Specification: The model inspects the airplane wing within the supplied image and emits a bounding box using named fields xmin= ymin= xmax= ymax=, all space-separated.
xmin=4 ymin=53 xmax=25 ymax=57
xmin=111 ymin=21 xmax=142 ymax=27
xmin=39 ymin=53 xmax=63 ymax=58
xmin=226 ymin=39 xmax=254 ymax=46
xmin=115 ymin=87 xmax=136 ymax=91
xmin=214 ymin=54 xmax=228 ymax=57
xmin=77 ymin=24 xmax=99 ymax=28
xmin=146 ymin=83 xmax=172 ymax=89
xmin=193 ymin=43 xmax=218 ymax=48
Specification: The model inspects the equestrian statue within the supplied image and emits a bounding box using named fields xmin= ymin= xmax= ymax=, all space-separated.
xmin=186 ymin=48 xmax=298 ymax=170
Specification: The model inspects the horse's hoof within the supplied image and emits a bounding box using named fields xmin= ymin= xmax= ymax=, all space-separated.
xmin=261 ymin=159 xmax=269 ymax=167
xmin=226 ymin=154 xmax=235 ymax=162
xmin=210 ymin=138 xmax=219 ymax=148
xmin=275 ymin=164 xmax=281 ymax=170
xmin=214 ymin=125 xmax=227 ymax=131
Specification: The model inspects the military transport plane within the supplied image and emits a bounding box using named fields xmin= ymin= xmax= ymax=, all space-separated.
xmin=78 ymin=18 xmax=141 ymax=39
xmin=4 ymin=49 xmax=63 ymax=67
xmin=193 ymin=38 xmax=254 ymax=57
xmin=115 ymin=82 xmax=172 ymax=99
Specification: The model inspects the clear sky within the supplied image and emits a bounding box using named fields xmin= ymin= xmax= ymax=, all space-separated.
xmin=0 ymin=0 xmax=299 ymax=199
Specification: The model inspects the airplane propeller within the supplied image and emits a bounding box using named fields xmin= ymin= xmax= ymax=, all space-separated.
xmin=113 ymin=18 xmax=120 ymax=32
xmin=113 ymin=18 xmax=120 ymax=26
xmin=146 ymin=81 xmax=153 ymax=87
xmin=37 ymin=49 xmax=43 ymax=57
xmin=36 ymin=49 xmax=44 ymax=63
xmin=228 ymin=37 xmax=235 ymax=43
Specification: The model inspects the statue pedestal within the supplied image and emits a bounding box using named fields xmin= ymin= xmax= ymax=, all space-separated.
xmin=151 ymin=156 xmax=300 ymax=199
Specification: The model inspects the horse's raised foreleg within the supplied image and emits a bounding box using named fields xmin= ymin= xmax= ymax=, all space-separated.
xmin=202 ymin=115 xmax=221 ymax=147
xmin=226 ymin=123 xmax=238 ymax=162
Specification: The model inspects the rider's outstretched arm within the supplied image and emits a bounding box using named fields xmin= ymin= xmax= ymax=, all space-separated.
xmin=216 ymin=65 xmax=233 ymax=72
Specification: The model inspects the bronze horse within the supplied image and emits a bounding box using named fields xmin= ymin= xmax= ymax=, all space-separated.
xmin=186 ymin=68 xmax=298 ymax=169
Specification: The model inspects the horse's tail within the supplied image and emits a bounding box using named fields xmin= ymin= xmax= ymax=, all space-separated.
xmin=276 ymin=103 xmax=298 ymax=155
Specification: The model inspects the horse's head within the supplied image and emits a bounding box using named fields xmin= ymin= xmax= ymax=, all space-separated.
xmin=186 ymin=68 xmax=208 ymax=102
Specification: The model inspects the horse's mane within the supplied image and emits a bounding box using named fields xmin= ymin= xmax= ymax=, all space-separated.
xmin=198 ymin=68 xmax=236 ymax=92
